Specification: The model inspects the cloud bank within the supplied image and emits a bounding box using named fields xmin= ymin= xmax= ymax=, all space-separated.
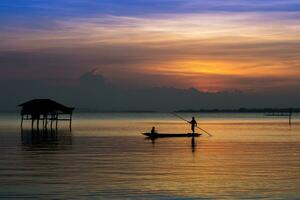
xmin=0 ymin=0 xmax=300 ymax=108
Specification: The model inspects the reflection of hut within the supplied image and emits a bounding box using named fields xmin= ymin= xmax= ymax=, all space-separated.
xmin=18 ymin=99 xmax=74 ymax=131
xmin=21 ymin=129 xmax=73 ymax=150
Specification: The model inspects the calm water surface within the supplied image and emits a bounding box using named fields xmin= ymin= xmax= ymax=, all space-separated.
xmin=0 ymin=113 xmax=299 ymax=199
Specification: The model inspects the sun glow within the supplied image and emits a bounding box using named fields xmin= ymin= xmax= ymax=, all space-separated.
xmin=1 ymin=10 xmax=300 ymax=92
xmin=143 ymin=58 xmax=299 ymax=77
xmin=148 ymin=60 xmax=240 ymax=75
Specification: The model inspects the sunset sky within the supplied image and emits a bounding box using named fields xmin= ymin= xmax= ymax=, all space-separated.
xmin=1 ymin=0 xmax=300 ymax=93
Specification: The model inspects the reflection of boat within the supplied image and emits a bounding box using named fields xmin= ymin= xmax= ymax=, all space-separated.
xmin=142 ymin=133 xmax=201 ymax=138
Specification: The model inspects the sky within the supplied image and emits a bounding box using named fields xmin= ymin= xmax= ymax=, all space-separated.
xmin=0 ymin=0 xmax=300 ymax=108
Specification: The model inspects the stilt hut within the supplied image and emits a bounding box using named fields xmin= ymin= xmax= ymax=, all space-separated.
xmin=18 ymin=99 xmax=74 ymax=131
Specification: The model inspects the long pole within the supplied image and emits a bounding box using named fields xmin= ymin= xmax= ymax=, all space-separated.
xmin=172 ymin=113 xmax=212 ymax=137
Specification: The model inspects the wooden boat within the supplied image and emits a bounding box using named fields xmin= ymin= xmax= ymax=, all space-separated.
xmin=142 ymin=132 xmax=201 ymax=138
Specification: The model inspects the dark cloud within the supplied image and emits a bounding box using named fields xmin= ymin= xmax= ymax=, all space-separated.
xmin=1 ymin=72 xmax=299 ymax=112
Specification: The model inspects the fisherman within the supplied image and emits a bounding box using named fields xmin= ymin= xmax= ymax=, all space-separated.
xmin=150 ymin=126 xmax=157 ymax=137
xmin=189 ymin=117 xmax=197 ymax=134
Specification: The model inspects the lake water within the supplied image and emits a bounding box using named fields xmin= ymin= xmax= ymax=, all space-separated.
xmin=0 ymin=112 xmax=299 ymax=199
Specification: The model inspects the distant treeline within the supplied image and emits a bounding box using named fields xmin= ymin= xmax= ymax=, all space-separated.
xmin=55 ymin=108 xmax=157 ymax=113
xmin=176 ymin=108 xmax=300 ymax=113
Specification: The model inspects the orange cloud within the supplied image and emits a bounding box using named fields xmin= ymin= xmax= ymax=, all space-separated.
xmin=1 ymin=12 xmax=300 ymax=92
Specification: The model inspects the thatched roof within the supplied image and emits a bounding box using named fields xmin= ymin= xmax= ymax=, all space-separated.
xmin=19 ymin=99 xmax=74 ymax=115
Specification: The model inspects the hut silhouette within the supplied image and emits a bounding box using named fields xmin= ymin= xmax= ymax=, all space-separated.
xmin=19 ymin=99 xmax=74 ymax=131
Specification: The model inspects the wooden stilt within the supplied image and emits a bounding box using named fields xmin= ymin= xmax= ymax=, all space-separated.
xmin=21 ymin=115 xmax=23 ymax=129
xmin=45 ymin=115 xmax=48 ymax=129
xmin=69 ymin=114 xmax=72 ymax=131
xmin=55 ymin=114 xmax=58 ymax=130
xmin=37 ymin=118 xmax=39 ymax=131
xmin=31 ymin=118 xmax=34 ymax=130
xmin=50 ymin=117 xmax=53 ymax=131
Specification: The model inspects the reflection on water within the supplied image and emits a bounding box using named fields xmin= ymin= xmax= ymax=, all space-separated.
xmin=191 ymin=137 xmax=196 ymax=152
xmin=145 ymin=136 xmax=197 ymax=153
xmin=21 ymin=129 xmax=72 ymax=151
xmin=0 ymin=113 xmax=299 ymax=199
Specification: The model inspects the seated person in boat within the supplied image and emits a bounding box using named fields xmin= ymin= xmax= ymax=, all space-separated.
xmin=151 ymin=126 xmax=157 ymax=136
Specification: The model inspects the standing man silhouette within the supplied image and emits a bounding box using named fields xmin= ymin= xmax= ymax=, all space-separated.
xmin=189 ymin=117 xmax=197 ymax=134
